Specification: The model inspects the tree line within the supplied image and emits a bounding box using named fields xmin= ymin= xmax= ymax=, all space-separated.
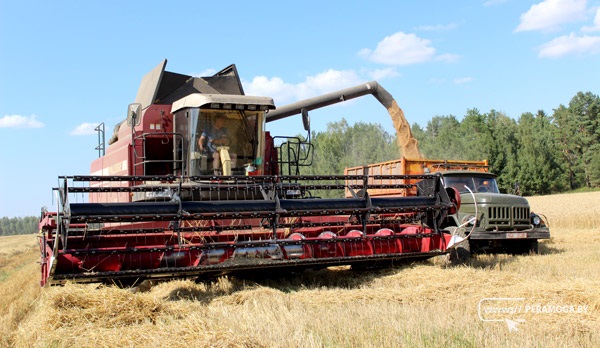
xmin=0 ymin=216 xmax=38 ymax=236
xmin=304 ymin=91 xmax=599 ymax=196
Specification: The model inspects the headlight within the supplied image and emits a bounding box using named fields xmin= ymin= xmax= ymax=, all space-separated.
xmin=461 ymin=214 xmax=476 ymax=227
xmin=531 ymin=214 xmax=541 ymax=226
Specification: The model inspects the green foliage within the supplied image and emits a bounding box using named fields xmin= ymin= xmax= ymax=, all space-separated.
xmin=412 ymin=115 xmax=466 ymax=159
xmin=299 ymin=118 xmax=399 ymax=198
xmin=552 ymin=91 xmax=600 ymax=189
xmin=588 ymin=143 xmax=600 ymax=187
xmin=485 ymin=110 xmax=520 ymax=193
xmin=0 ymin=216 xmax=38 ymax=236
xmin=304 ymin=118 xmax=399 ymax=176
xmin=515 ymin=111 xmax=565 ymax=195
xmin=297 ymin=90 xmax=597 ymax=197
xmin=409 ymin=91 xmax=599 ymax=195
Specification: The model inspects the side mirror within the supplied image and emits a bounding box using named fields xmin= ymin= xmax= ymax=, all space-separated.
xmin=301 ymin=108 xmax=310 ymax=132
xmin=445 ymin=187 xmax=461 ymax=215
xmin=127 ymin=103 xmax=142 ymax=127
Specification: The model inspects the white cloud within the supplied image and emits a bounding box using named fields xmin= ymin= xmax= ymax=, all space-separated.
xmin=359 ymin=32 xmax=437 ymax=65
xmin=582 ymin=7 xmax=600 ymax=32
xmin=243 ymin=76 xmax=300 ymax=103
xmin=454 ymin=77 xmax=474 ymax=84
xmin=515 ymin=0 xmax=587 ymax=33
xmin=538 ymin=33 xmax=600 ymax=57
xmin=194 ymin=68 xmax=217 ymax=77
xmin=0 ymin=115 xmax=44 ymax=128
xmin=300 ymin=69 xmax=363 ymax=99
xmin=369 ymin=68 xmax=401 ymax=80
xmin=244 ymin=69 xmax=363 ymax=105
xmin=357 ymin=48 xmax=372 ymax=59
xmin=70 ymin=122 xmax=101 ymax=135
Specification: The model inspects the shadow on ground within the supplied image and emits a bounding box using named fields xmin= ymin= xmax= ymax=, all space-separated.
xmin=464 ymin=240 xmax=562 ymax=269
xmin=155 ymin=240 xmax=561 ymax=303
xmin=163 ymin=259 xmax=429 ymax=303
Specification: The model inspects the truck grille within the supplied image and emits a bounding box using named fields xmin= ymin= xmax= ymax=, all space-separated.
xmin=487 ymin=206 xmax=530 ymax=229
xmin=513 ymin=207 xmax=530 ymax=224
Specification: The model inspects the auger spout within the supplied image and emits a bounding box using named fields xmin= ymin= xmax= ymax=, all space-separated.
xmin=265 ymin=81 xmax=421 ymax=158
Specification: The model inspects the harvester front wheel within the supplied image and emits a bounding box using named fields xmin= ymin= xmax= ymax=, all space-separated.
xmin=446 ymin=227 xmax=470 ymax=266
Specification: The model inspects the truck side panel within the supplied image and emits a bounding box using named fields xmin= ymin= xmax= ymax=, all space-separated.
xmin=345 ymin=157 xmax=488 ymax=197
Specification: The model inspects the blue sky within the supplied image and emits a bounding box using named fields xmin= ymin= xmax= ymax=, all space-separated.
xmin=1 ymin=0 xmax=599 ymax=217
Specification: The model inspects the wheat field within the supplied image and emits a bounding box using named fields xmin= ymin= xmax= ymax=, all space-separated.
xmin=1 ymin=191 xmax=599 ymax=348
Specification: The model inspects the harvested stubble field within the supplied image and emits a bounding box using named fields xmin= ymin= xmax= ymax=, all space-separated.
xmin=1 ymin=191 xmax=599 ymax=348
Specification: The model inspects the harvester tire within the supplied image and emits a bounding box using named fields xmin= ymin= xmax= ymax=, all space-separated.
xmin=446 ymin=227 xmax=470 ymax=266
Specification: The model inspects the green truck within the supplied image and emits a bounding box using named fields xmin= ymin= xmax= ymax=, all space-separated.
xmin=345 ymin=157 xmax=550 ymax=262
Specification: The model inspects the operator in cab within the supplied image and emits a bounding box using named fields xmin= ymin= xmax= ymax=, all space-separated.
xmin=198 ymin=115 xmax=236 ymax=175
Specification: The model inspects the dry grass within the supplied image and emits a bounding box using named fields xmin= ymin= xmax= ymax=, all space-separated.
xmin=527 ymin=190 xmax=600 ymax=229
xmin=0 ymin=234 xmax=38 ymax=258
xmin=0 ymin=235 xmax=41 ymax=348
xmin=2 ymin=192 xmax=599 ymax=347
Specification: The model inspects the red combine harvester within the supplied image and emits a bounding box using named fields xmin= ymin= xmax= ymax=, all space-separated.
xmin=38 ymin=60 xmax=460 ymax=286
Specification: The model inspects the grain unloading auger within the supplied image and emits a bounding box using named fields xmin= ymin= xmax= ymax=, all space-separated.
xmin=38 ymin=60 xmax=460 ymax=286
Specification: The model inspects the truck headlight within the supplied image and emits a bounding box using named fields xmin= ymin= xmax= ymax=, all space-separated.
xmin=531 ymin=214 xmax=541 ymax=226
xmin=461 ymin=214 xmax=476 ymax=227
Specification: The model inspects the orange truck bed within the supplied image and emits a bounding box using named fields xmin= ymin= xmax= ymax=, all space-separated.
xmin=344 ymin=157 xmax=489 ymax=197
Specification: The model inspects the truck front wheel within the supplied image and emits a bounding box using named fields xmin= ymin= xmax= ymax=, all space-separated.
xmin=446 ymin=227 xmax=471 ymax=265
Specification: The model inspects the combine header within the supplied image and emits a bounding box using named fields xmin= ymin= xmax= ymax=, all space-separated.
xmin=38 ymin=60 xmax=459 ymax=286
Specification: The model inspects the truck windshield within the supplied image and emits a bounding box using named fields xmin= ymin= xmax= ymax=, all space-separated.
xmin=443 ymin=176 xmax=499 ymax=194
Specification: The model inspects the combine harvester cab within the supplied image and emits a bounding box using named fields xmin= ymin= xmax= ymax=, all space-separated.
xmin=38 ymin=60 xmax=459 ymax=286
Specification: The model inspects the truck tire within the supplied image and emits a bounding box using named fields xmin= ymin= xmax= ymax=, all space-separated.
xmin=529 ymin=239 xmax=539 ymax=254
xmin=446 ymin=227 xmax=470 ymax=266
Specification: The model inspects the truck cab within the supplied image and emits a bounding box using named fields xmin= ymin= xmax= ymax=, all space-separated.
xmin=443 ymin=172 xmax=500 ymax=194
xmin=441 ymin=171 xmax=549 ymax=254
